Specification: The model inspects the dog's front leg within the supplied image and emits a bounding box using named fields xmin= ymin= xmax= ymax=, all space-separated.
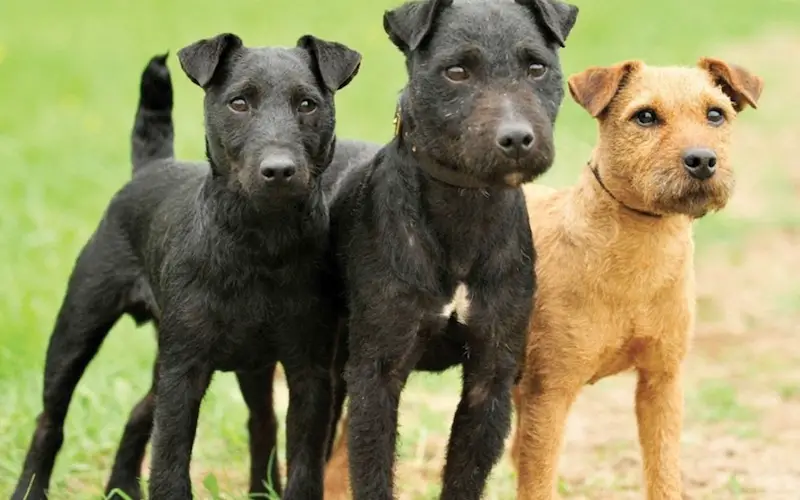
xmin=344 ymin=311 xmax=422 ymax=500
xmin=148 ymin=350 xmax=212 ymax=500
xmin=282 ymin=362 xmax=335 ymax=500
xmin=515 ymin=377 xmax=580 ymax=500
xmin=635 ymin=368 xmax=683 ymax=500
xmin=439 ymin=329 xmax=517 ymax=500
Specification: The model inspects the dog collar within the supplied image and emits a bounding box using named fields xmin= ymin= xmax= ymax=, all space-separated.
xmin=394 ymin=104 xmax=491 ymax=189
xmin=589 ymin=163 xmax=662 ymax=219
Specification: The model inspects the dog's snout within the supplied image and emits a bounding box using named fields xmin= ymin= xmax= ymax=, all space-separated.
xmin=682 ymin=148 xmax=717 ymax=180
xmin=260 ymin=156 xmax=297 ymax=183
xmin=496 ymin=122 xmax=535 ymax=159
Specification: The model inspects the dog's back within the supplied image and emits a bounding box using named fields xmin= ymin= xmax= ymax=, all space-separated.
xmin=101 ymin=56 xmax=210 ymax=268
xmin=321 ymin=139 xmax=381 ymax=202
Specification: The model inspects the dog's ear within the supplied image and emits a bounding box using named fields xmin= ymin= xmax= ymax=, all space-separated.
xmin=516 ymin=0 xmax=579 ymax=48
xmin=177 ymin=33 xmax=243 ymax=89
xmin=297 ymin=35 xmax=362 ymax=92
xmin=383 ymin=0 xmax=453 ymax=54
xmin=697 ymin=57 xmax=763 ymax=112
xmin=568 ymin=61 xmax=642 ymax=117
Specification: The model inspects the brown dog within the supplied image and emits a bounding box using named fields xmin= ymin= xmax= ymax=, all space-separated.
xmin=322 ymin=58 xmax=763 ymax=500
xmin=511 ymin=57 xmax=762 ymax=500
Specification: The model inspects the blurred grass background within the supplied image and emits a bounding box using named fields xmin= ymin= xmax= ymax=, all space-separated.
xmin=1 ymin=0 xmax=799 ymax=498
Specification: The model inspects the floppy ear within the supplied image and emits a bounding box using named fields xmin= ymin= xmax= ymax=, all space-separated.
xmin=383 ymin=0 xmax=453 ymax=54
xmin=697 ymin=57 xmax=763 ymax=112
xmin=177 ymin=33 xmax=243 ymax=88
xmin=567 ymin=61 xmax=642 ymax=117
xmin=515 ymin=0 xmax=579 ymax=47
xmin=297 ymin=35 xmax=362 ymax=92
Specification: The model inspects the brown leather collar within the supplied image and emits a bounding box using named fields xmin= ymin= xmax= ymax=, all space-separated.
xmin=589 ymin=162 xmax=662 ymax=219
xmin=395 ymin=103 xmax=491 ymax=189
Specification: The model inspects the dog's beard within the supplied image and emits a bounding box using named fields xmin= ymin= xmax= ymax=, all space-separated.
xmin=647 ymin=169 xmax=734 ymax=218
xmin=414 ymin=133 xmax=555 ymax=188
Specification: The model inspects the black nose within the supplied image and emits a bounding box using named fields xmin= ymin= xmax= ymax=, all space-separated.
xmin=496 ymin=122 xmax=535 ymax=159
xmin=260 ymin=156 xmax=297 ymax=183
xmin=682 ymin=148 xmax=717 ymax=180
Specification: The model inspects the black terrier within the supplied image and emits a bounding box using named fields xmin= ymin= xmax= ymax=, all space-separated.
xmin=12 ymin=32 xmax=361 ymax=500
xmin=103 ymin=61 xmax=379 ymax=500
xmin=322 ymin=0 xmax=578 ymax=498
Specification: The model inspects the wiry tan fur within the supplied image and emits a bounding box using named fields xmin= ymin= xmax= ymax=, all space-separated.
xmin=322 ymin=58 xmax=763 ymax=500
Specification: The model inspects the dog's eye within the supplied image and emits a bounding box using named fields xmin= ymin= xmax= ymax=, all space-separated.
xmin=633 ymin=109 xmax=658 ymax=127
xmin=298 ymin=99 xmax=318 ymax=114
xmin=707 ymin=107 xmax=726 ymax=126
xmin=528 ymin=63 xmax=547 ymax=79
xmin=229 ymin=97 xmax=249 ymax=113
xmin=444 ymin=65 xmax=469 ymax=82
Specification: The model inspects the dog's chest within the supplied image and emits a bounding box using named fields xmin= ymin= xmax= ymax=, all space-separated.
xmin=439 ymin=282 xmax=472 ymax=325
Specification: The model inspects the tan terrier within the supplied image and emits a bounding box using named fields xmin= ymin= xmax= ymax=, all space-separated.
xmin=322 ymin=58 xmax=763 ymax=500
xmin=510 ymin=57 xmax=762 ymax=500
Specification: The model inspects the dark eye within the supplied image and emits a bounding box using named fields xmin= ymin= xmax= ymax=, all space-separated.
xmin=444 ymin=65 xmax=469 ymax=82
xmin=298 ymin=98 xmax=317 ymax=114
xmin=528 ymin=63 xmax=547 ymax=79
xmin=229 ymin=97 xmax=249 ymax=113
xmin=633 ymin=108 xmax=658 ymax=127
xmin=707 ymin=107 xmax=725 ymax=126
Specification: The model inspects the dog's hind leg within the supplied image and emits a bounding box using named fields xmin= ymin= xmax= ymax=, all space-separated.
xmin=105 ymin=356 xmax=160 ymax=500
xmin=326 ymin=319 xmax=349 ymax=462
xmin=509 ymin=384 xmax=524 ymax=468
xmin=11 ymin=241 xmax=137 ymax=500
xmin=236 ymin=364 xmax=282 ymax=497
xmin=323 ymin=414 xmax=351 ymax=500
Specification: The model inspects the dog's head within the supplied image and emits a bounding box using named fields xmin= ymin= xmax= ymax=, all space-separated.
xmin=385 ymin=0 xmax=578 ymax=187
xmin=177 ymin=33 xmax=361 ymax=202
xmin=569 ymin=58 xmax=763 ymax=218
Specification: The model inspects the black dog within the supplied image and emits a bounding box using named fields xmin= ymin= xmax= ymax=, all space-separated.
xmin=322 ymin=0 xmax=578 ymax=498
xmin=12 ymin=32 xmax=361 ymax=500
xmin=103 ymin=61 xmax=380 ymax=500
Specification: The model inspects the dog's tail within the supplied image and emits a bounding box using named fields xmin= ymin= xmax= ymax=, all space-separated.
xmin=131 ymin=52 xmax=174 ymax=174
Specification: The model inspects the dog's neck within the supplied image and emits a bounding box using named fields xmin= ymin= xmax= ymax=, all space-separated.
xmin=575 ymin=163 xmax=693 ymax=234
xmin=586 ymin=160 xmax=662 ymax=219
xmin=197 ymin=136 xmax=331 ymax=250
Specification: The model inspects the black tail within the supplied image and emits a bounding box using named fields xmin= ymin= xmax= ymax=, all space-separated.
xmin=131 ymin=53 xmax=174 ymax=174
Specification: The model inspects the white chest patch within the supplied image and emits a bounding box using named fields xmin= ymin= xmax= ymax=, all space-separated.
xmin=440 ymin=282 xmax=471 ymax=325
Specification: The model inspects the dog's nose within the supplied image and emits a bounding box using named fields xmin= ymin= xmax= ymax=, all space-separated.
xmin=496 ymin=123 xmax=535 ymax=159
xmin=682 ymin=148 xmax=717 ymax=180
xmin=260 ymin=156 xmax=297 ymax=183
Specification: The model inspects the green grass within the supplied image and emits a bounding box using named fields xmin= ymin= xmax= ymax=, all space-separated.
xmin=1 ymin=0 xmax=799 ymax=497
